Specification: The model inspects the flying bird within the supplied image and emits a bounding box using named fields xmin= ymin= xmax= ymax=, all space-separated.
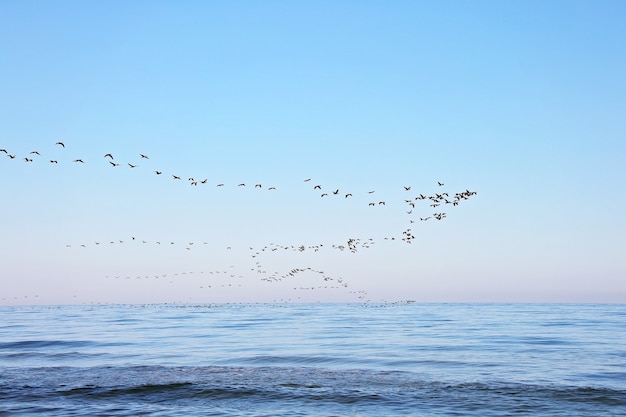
xmin=104 ymin=153 xmax=114 ymax=159
xmin=172 ymin=175 xmax=181 ymax=180
xmin=140 ymin=154 xmax=149 ymax=159
xmin=128 ymin=163 xmax=137 ymax=168
xmin=73 ymin=159 xmax=84 ymax=163
xmin=109 ymin=161 xmax=120 ymax=167
xmin=30 ymin=151 xmax=40 ymax=155
xmin=55 ymin=142 xmax=65 ymax=147
xmin=154 ymin=171 xmax=162 ymax=175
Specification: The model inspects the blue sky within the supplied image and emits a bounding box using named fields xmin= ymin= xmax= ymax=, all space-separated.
xmin=1 ymin=1 xmax=625 ymax=304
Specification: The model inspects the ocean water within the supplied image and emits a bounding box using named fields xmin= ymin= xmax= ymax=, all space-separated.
xmin=1 ymin=303 xmax=625 ymax=416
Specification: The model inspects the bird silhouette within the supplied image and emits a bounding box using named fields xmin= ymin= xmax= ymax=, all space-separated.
xmin=55 ymin=142 xmax=65 ymax=148
xmin=140 ymin=154 xmax=149 ymax=159
xmin=104 ymin=153 xmax=114 ymax=159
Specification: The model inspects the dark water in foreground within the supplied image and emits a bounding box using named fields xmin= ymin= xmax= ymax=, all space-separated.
xmin=1 ymin=303 xmax=625 ymax=416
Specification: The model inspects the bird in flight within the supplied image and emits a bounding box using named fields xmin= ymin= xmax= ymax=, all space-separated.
xmin=73 ymin=159 xmax=84 ymax=163
xmin=154 ymin=171 xmax=162 ymax=175
xmin=438 ymin=181 xmax=444 ymax=186
xmin=140 ymin=154 xmax=149 ymax=159
xmin=128 ymin=163 xmax=137 ymax=168
xmin=172 ymin=175 xmax=181 ymax=180
xmin=404 ymin=186 xmax=411 ymax=191
xmin=30 ymin=151 xmax=40 ymax=155
xmin=304 ymin=178 xmax=311 ymax=182
xmin=0 ymin=149 xmax=7 ymax=153
xmin=104 ymin=153 xmax=114 ymax=159
xmin=109 ymin=161 xmax=120 ymax=167
xmin=50 ymin=160 xmax=58 ymax=163
xmin=24 ymin=157 xmax=33 ymax=162
xmin=55 ymin=142 xmax=65 ymax=148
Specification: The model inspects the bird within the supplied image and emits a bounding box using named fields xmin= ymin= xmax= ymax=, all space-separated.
xmin=104 ymin=153 xmax=114 ymax=160
xmin=55 ymin=142 xmax=65 ymax=147
xmin=404 ymin=186 xmax=411 ymax=190
xmin=24 ymin=157 xmax=33 ymax=162
xmin=154 ymin=171 xmax=162 ymax=175
xmin=238 ymin=183 xmax=246 ymax=186
xmin=128 ymin=163 xmax=137 ymax=168
xmin=7 ymin=154 xmax=16 ymax=159
xmin=438 ymin=181 xmax=444 ymax=186
xmin=314 ymin=185 xmax=321 ymax=189
xmin=50 ymin=160 xmax=58 ymax=163
xmin=345 ymin=193 xmax=352 ymax=198
xmin=172 ymin=175 xmax=181 ymax=180
xmin=217 ymin=183 xmax=224 ymax=187
xmin=255 ymin=184 xmax=262 ymax=188
xmin=0 ymin=149 xmax=7 ymax=153
xmin=109 ymin=161 xmax=120 ymax=167
xmin=304 ymin=178 xmax=311 ymax=182
xmin=333 ymin=189 xmax=339 ymax=195
xmin=73 ymin=159 xmax=84 ymax=163
xmin=140 ymin=154 xmax=149 ymax=159
xmin=30 ymin=151 xmax=40 ymax=155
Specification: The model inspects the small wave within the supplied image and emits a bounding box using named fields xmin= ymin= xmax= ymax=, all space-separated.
xmin=0 ymin=340 xmax=93 ymax=350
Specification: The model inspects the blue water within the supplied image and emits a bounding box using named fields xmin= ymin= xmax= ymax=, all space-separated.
xmin=1 ymin=303 xmax=625 ymax=416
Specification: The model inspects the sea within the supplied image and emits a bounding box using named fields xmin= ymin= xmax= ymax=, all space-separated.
xmin=1 ymin=303 xmax=625 ymax=416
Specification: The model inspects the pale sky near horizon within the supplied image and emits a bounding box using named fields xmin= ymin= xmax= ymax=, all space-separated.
xmin=1 ymin=1 xmax=625 ymax=305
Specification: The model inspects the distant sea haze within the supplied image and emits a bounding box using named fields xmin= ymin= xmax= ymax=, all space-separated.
xmin=1 ymin=303 xmax=625 ymax=416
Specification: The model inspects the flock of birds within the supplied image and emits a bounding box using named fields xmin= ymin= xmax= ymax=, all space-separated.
xmin=2 ymin=141 xmax=477 ymax=303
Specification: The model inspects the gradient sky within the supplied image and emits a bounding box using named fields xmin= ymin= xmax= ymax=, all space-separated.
xmin=1 ymin=1 xmax=625 ymax=304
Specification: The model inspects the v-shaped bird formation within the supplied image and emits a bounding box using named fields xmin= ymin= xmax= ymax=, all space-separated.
xmin=2 ymin=141 xmax=477 ymax=303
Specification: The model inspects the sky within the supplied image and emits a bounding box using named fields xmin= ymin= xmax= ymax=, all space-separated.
xmin=1 ymin=1 xmax=625 ymax=305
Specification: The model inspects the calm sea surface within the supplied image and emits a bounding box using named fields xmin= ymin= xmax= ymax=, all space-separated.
xmin=1 ymin=303 xmax=625 ymax=416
